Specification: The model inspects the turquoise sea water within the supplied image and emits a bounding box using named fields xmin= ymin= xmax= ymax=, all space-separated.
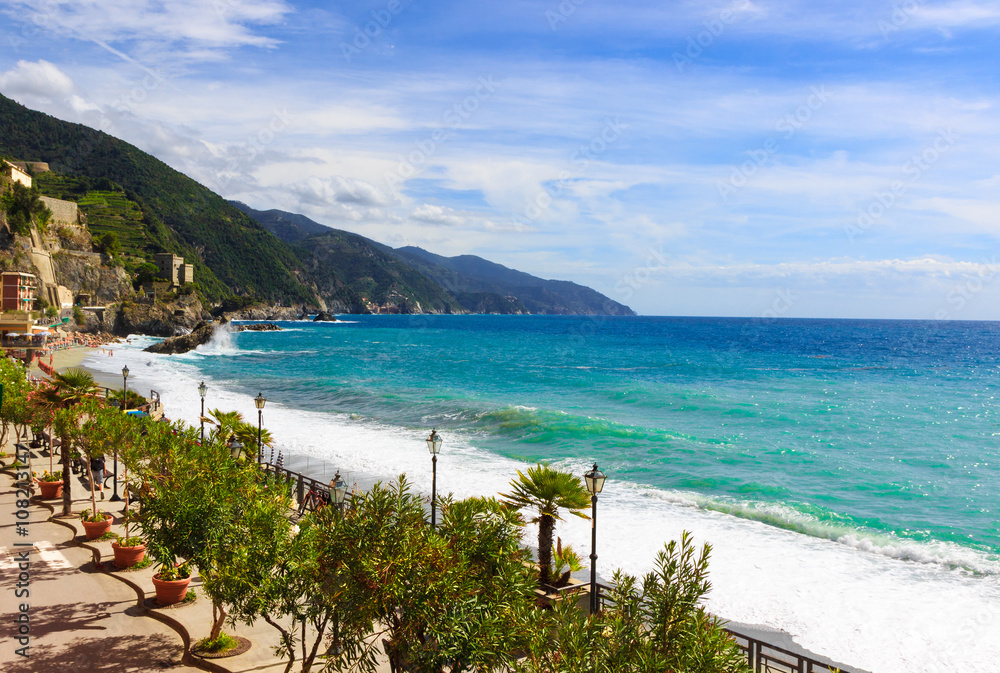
xmin=212 ymin=315 xmax=1000 ymax=558
xmin=98 ymin=316 xmax=1000 ymax=672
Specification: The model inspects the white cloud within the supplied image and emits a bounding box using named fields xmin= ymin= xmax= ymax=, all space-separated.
xmin=0 ymin=0 xmax=292 ymax=62
xmin=0 ymin=60 xmax=75 ymax=99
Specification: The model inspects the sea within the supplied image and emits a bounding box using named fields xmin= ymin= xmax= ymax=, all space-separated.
xmin=85 ymin=315 xmax=1000 ymax=673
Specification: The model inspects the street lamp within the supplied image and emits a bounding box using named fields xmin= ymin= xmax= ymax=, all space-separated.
xmin=426 ymin=429 xmax=442 ymax=528
xmin=584 ymin=463 xmax=606 ymax=615
xmin=121 ymin=365 xmax=129 ymax=411
xmin=198 ymin=381 xmax=207 ymax=443
xmin=254 ymin=392 xmax=266 ymax=464
xmin=330 ymin=471 xmax=348 ymax=514
xmin=110 ymin=365 xmax=129 ymax=502
xmin=228 ymin=437 xmax=245 ymax=461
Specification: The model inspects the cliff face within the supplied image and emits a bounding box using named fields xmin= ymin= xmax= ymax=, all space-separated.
xmin=51 ymin=250 xmax=131 ymax=304
xmin=110 ymin=291 xmax=209 ymax=337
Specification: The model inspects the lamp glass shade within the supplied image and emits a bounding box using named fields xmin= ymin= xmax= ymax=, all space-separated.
xmin=122 ymin=365 xmax=129 ymax=379
xmin=584 ymin=463 xmax=606 ymax=495
xmin=426 ymin=429 xmax=442 ymax=455
xmin=255 ymin=392 xmax=266 ymax=410
xmin=229 ymin=439 xmax=244 ymax=460
xmin=198 ymin=381 xmax=207 ymax=399
xmin=331 ymin=472 xmax=348 ymax=505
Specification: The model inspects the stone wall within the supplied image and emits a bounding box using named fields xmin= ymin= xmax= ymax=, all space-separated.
xmin=39 ymin=196 xmax=81 ymax=227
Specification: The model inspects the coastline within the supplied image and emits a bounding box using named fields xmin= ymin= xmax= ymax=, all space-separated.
xmin=71 ymin=328 xmax=928 ymax=673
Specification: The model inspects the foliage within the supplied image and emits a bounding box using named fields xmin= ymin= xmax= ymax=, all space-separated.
xmin=118 ymin=536 xmax=144 ymax=548
xmin=1 ymin=181 xmax=51 ymax=234
xmin=196 ymin=633 xmax=239 ymax=654
xmin=515 ymin=532 xmax=751 ymax=673
xmin=93 ymin=231 xmax=121 ymax=256
xmin=552 ymin=537 xmax=585 ymax=585
xmin=73 ymin=305 xmax=85 ymax=325
xmin=81 ymin=508 xmax=109 ymax=522
xmin=157 ymin=562 xmax=192 ymax=581
xmin=0 ymin=356 xmax=33 ymax=447
xmin=501 ymin=463 xmax=591 ymax=585
xmin=35 ymin=469 xmax=62 ymax=482
xmin=308 ymin=481 xmax=537 ymax=673
xmin=134 ymin=428 xmax=293 ymax=642
xmin=30 ymin=368 xmax=96 ymax=516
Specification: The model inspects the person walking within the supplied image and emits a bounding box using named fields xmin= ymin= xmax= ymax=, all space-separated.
xmin=90 ymin=454 xmax=106 ymax=499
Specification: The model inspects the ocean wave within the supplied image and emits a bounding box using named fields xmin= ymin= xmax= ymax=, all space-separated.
xmin=642 ymin=486 xmax=1000 ymax=576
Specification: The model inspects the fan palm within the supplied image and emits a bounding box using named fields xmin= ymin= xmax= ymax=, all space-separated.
xmin=501 ymin=463 xmax=590 ymax=586
xmin=34 ymin=369 xmax=96 ymax=515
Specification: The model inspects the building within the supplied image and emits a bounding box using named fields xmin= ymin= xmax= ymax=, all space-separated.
xmin=154 ymin=253 xmax=194 ymax=286
xmin=2 ymin=160 xmax=32 ymax=188
xmin=1 ymin=272 xmax=38 ymax=313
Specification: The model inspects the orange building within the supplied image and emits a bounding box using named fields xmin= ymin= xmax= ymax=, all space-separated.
xmin=1 ymin=272 xmax=38 ymax=312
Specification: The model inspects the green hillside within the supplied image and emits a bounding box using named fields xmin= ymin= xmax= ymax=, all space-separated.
xmin=0 ymin=93 xmax=315 ymax=305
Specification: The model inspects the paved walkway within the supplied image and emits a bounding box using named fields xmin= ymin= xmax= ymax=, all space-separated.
xmin=0 ymin=444 xmax=387 ymax=672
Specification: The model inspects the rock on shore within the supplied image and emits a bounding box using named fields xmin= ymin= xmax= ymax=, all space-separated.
xmin=313 ymin=311 xmax=340 ymax=322
xmin=233 ymin=322 xmax=282 ymax=332
xmin=143 ymin=321 xmax=217 ymax=354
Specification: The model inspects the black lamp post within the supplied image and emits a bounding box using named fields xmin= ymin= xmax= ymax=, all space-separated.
xmin=228 ymin=436 xmax=245 ymax=461
xmin=110 ymin=365 xmax=129 ymax=502
xmin=198 ymin=381 xmax=207 ymax=443
xmin=426 ymin=429 xmax=442 ymax=528
xmin=254 ymin=392 xmax=266 ymax=464
xmin=331 ymin=471 xmax=348 ymax=514
xmin=584 ymin=463 xmax=606 ymax=615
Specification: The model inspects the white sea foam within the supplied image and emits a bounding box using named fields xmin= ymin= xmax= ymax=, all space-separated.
xmin=84 ymin=338 xmax=1000 ymax=673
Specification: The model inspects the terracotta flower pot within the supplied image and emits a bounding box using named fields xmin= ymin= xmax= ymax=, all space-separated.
xmin=82 ymin=514 xmax=113 ymax=540
xmin=112 ymin=541 xmax=147 ymax=568
xmin=38 ymin=480 xmax=63 ymax=499
xmin=152 ymin=573 xmax=192 ymax=605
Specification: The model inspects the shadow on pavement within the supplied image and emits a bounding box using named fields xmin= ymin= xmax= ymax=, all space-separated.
xmin=4 ymin=632 xmax=186 ymax=671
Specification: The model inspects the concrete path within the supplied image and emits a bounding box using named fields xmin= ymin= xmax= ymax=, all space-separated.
xmin=0 ymin=443 xmax=389 ymax=673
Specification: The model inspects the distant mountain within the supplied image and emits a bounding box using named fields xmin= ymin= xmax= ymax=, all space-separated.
xmin=234 ymin=203 xmax=635 ymax=316
xmin=228 ymin=202 xmax=332 ymax=244
xmin=393 ymin=247 xmax=636 ymax=316
xmin=0 ymin=93 xmax=316 ymax=305
xmin=232 ymin=202 xmax=463 ymax=314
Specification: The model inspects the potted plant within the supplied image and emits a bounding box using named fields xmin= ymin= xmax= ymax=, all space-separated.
xmin=152 ymin=562 xmax=192 ymax=604
xmin=35 ymin=469 xmax=64 ymax=499
xmin=81 ymin=508 xmax=113 ymax=539
xmin=112 ymin=485 xmax=146 ymax=568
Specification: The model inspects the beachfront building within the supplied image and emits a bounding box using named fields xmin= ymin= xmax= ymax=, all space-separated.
xmin=1 ymin=272 xmax=37 ymax=313
xmin=154 ymin=253 xmax=194 ymax=287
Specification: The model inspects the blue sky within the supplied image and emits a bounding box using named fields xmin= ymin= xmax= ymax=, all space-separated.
xmin=0 ymin=0 xmax=998 ymax=318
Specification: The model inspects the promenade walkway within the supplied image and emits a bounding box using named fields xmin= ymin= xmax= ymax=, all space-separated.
xmin=0 ymin=444 xmax=389 ymax=672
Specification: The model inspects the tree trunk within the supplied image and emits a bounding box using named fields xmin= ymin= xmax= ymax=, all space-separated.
xmin=60 ymin=436 xmax=72 ymax=516
xmin=538 ymin=513 xmax=554 ymax=586
xmin=210 ymin=601 xmax=227 ymax=641
xmin=263 ymin=614 xmax=295 ymax=673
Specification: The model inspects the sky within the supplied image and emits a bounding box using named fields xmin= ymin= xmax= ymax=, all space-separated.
xmin=0 ymin=0 xmax=998 ymax=318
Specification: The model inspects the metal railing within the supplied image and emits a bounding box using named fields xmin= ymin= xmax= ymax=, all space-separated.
xmin=724 ymin=628 xmax=851 ymax=673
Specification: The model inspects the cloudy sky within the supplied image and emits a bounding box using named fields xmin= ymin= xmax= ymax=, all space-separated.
xmin=0 ymin=0 xmax=998 ymax=318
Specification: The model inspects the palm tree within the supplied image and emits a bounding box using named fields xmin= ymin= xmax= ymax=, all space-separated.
xmin=501 ymin=463 xmax=590 ymax=586
xmin=43 ymin=369 xmax=96 ymax=515
xmin=206 ymin=408 xmax=244 ymax=443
